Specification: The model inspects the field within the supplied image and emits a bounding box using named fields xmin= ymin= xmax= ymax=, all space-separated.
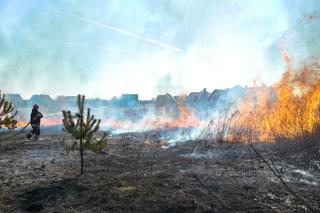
xmin=0 ymin=130 xmax=319 ymax=212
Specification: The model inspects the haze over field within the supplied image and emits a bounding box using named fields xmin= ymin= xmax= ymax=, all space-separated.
xmin=0 ymin=0 xmax=319 ymax=99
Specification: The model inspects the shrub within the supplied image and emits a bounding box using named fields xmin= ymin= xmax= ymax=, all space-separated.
xmin=62 ymin=95 xmax=107 ymax=174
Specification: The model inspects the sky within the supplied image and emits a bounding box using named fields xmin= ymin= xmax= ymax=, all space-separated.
xmin=0 ymin=0 xmax=319 ymax=99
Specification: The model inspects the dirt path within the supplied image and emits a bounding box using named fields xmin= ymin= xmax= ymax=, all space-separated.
xmin=0 ymin=133 xmax=319 ymax=212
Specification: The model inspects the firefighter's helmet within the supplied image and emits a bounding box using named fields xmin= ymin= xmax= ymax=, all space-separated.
xmin=33 ymin=104 xmax=39 ymax=110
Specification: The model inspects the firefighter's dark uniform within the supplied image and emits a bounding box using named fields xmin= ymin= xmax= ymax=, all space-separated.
xmin=27 ymin=109 xmax=43 ymax=140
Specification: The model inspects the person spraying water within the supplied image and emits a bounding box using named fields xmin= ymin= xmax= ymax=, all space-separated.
xmin=26 ymin=104 xmax=43 ymax=141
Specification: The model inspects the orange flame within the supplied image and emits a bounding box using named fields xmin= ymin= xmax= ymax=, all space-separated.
xmin=229 ymin=58 xmax=320 ymax=142
xmin=144 ymin=100 xmax=199 ymax=129
xmin=16 ymin=121 xmax=29 ymax=127
xmin=101 ymin=98 xmax=199 ymax=131
xmin=16 ymin=118 xmax=62 ymax=128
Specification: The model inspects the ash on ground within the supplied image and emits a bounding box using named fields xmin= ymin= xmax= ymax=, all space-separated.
xmin=0 ymin=132 xmax=319 ymax=212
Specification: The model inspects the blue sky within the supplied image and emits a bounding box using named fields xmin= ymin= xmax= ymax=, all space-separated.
xmin=0 ymin=0 xmax=319 ymax=99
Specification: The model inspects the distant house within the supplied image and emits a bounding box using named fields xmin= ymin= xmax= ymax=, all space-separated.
xmin=120 ymin=94 xmax=139 ymax=107
xmin=155 ymin=93 xmax=176 ymax=107
xmin=196 ymin=88 xmax=210 ymax=102
xmin=5 ymin=94 xmax=25 ymax=107
xmin=185 ymin=88 xmax=210 ymax=103
xmin=87 ymin=98 xmax=107 ymax=108
xmin=55 ymin=96 xmax=78 ymax=108
xmin=208 ymin=86 xmax=245 ymax=108
xmin=185 ymin=91 xmax=201 ymax=103
xmin=139 ymin=100 xmax=154 ymax=108
xmin=208 ymin=89 xmax=225 ymax=102
xmin=28 ymin=94 xmax=56 ymax=109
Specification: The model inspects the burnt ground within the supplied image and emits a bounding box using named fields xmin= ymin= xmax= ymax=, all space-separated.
xmin=0 ymin=131 xmax=320 ymax=212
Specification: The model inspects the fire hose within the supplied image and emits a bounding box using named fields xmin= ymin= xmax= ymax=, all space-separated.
xmin=0 ymin=122 xmax=31 ymax=141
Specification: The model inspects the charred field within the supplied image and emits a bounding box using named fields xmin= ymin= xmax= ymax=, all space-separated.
xmin=2 ymin=1 xmax=320 ymax=212
xmin=0 ymin=129 xmax=319 ymax=213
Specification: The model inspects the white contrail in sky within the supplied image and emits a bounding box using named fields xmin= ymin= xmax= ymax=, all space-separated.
xmin=25 ymin=37 xmax=143 ymax=54
xmin=49 ymin=8 xmax=182 ymax=53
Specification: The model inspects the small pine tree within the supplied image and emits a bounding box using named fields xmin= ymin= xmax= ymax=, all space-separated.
xmin=0 ymin=92 xmax=17 ymax=136
xmin=62 ymin=95 xmax=107 ymax=174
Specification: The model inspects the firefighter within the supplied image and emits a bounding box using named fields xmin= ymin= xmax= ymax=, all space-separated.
xmin=26 ymin=104 xmax=43 ymax=141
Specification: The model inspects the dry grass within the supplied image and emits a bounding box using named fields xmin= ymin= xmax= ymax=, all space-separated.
xmin=196 ymin=101 xmax=320 ymax=154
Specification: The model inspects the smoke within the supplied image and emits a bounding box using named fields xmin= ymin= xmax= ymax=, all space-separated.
xmin=0 ymin=0 xmax=320 ymax=99
xmin=25 ymin=37 xmax=144 ymax=54
xmin=49 ymin=8 xmax=182 ymax=52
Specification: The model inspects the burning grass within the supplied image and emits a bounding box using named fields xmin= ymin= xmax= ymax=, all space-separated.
xmin=221 ymin=61 xmax=320 ymax=143
xmin=14 ymin=57 xmax=320 ymax=146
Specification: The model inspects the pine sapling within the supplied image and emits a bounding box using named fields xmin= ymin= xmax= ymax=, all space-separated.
xmin=62 ymin=95 xmax=107 ymax=174
xmin=0 ymin=91 xmax=17 ymax=139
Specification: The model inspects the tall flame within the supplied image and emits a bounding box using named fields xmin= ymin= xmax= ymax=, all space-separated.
xmin=229 ymin=58 xmax=320 ymax=142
